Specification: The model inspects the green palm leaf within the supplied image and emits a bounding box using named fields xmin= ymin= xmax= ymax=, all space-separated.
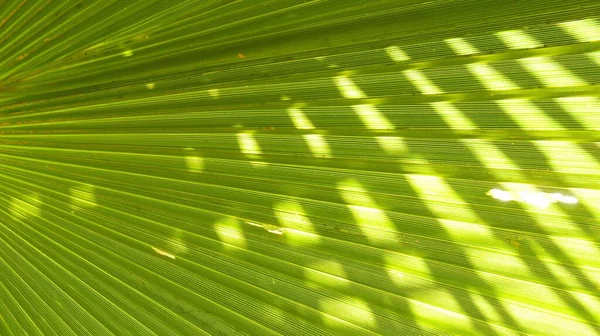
xmin=1 ymin=1 xmax=599 ymax=335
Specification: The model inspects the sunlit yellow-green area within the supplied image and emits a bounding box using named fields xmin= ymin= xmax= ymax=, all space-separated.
xmin=0 ymin=1 xmax=599 ymax=335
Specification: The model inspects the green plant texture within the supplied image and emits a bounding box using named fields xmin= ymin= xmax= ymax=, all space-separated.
xmin=1 ymin=1 xmax=600 ymax=335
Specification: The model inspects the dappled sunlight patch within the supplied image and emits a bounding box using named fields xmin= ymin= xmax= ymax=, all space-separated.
xmin=145 ymin=83 xmax=155 ymax=89
xmin=559 ymin=18 xmax=600 ymax=42
xmin=122 ymin=50 xmax=133 ymax=57
xmin=70 ymin=184 xmax=97 ymax=210
xmin=351 ymin=104 xmax=395 ymax=130
xmin=286 ymin=106 xmax=315 ymax=129
xmin=403 ymin=69 xmax=443 ymax=95
xmin=569 ymin=188 xmax=600 ymax=220
xmin=445 ymin=37 xmax=478 ymax=56
xmin=555 ymin=96 xmax=600 ymax=130
xmin=207 ymin=89 xmax=220 ymax=98
xmin=405 ymin=174 xmax=481 ymax=224
xmin=431 ymin=102 xmax=478 ymax=130
xmin=460 ymin=138 xmax=525 ymax=181
xmin=586 ymin=51 xmax=600 ymax=66
xmin=283 ymin=228 xmax=321 ymax=246
xmin=333 ymin=76 xmax=366 ymax=99
xmin=375 ymin=136 xmax=408 ymax=155
xmin=249 ymin=161 xmax=269 ymax=168
xmin=495 ymin=27 xmax=587 ymax=87
xmin=496 ymin=99 xmax=563 ymax=130
xmin=406 ymin=297 xmax=473 ymax=334
xmin=496 ymin=30 xmax=543 ymax=50
xmin=10 ymin=193 xmax=42 ymax=219
xmin=384 ymin=45 xmax=410 ymax=62
xmin=215 ymin=218 xmax=247 ymax=249
xmin=304 ymin=260 xmax=350 ymax=289
xmin=184 ymin=156 xmax=204 ymax=172
xmin=385 ymin=268 xmax=406 ymax=286
xmin=337 ymin=179 xmax=397 ymax=243
xmin=467 ymin=63 xmax=519 ymax=91
xmin=338 ymin=179 xmax=378 ymax=208
xmin=446 ymin=37 xmax=518 ymax=91
xmin=518 ymin=56 xmax=586 ymax=88
xmin=166 ymin=236 xmax=189 ymax=256
xmin=183 ymin=148 xmax=204 ymax=172
xmin=274 ymin=200 xmax=315 ymax=231
xmin=436 ymin=218 xmax=496 ymax=246
xmin=303 ymin=134 xmax=332 ymax=158
xmin=319 ymin=298 xmax=377 ymax=329
xmin=383 ymin=254 xmax=432 ymax=280
xmin=533 ymin=141 xmax=600 ymax=175
xmin=237 ymin=133 xmax=262 ymax=158
xmin=345 ymin=205 xmax=395 ymax=231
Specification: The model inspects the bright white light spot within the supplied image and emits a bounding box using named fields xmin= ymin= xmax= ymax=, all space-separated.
xmin=385 ymin=46 xmax=410 ymax=61
xmin=403 ymin=69 xmax=443 ymax=95
xmin=152 ymin=247 xmax=175 ymax=259
xmin=352 ymin=104 xmax=395 ymax=130
xmin=559 ymin=195 xmax=578 ymax=204
xmin=246 ymin=221 xmax=263 ymax=227
xmin=263 ymin=224 xmax=285 ymax=235
xmin=488 ymin=188 xmax=513 ymax=202
xmin=334 ymin=76 xmax=366 ymax=99
xmin=488 ymin=188 xmax=579 ymax=208
xmin=519 ymin=191 xmax=553 ymax=208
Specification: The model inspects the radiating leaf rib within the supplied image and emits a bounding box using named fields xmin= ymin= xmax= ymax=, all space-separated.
xmin=2 ymin=1 xmax=600 ymax=335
